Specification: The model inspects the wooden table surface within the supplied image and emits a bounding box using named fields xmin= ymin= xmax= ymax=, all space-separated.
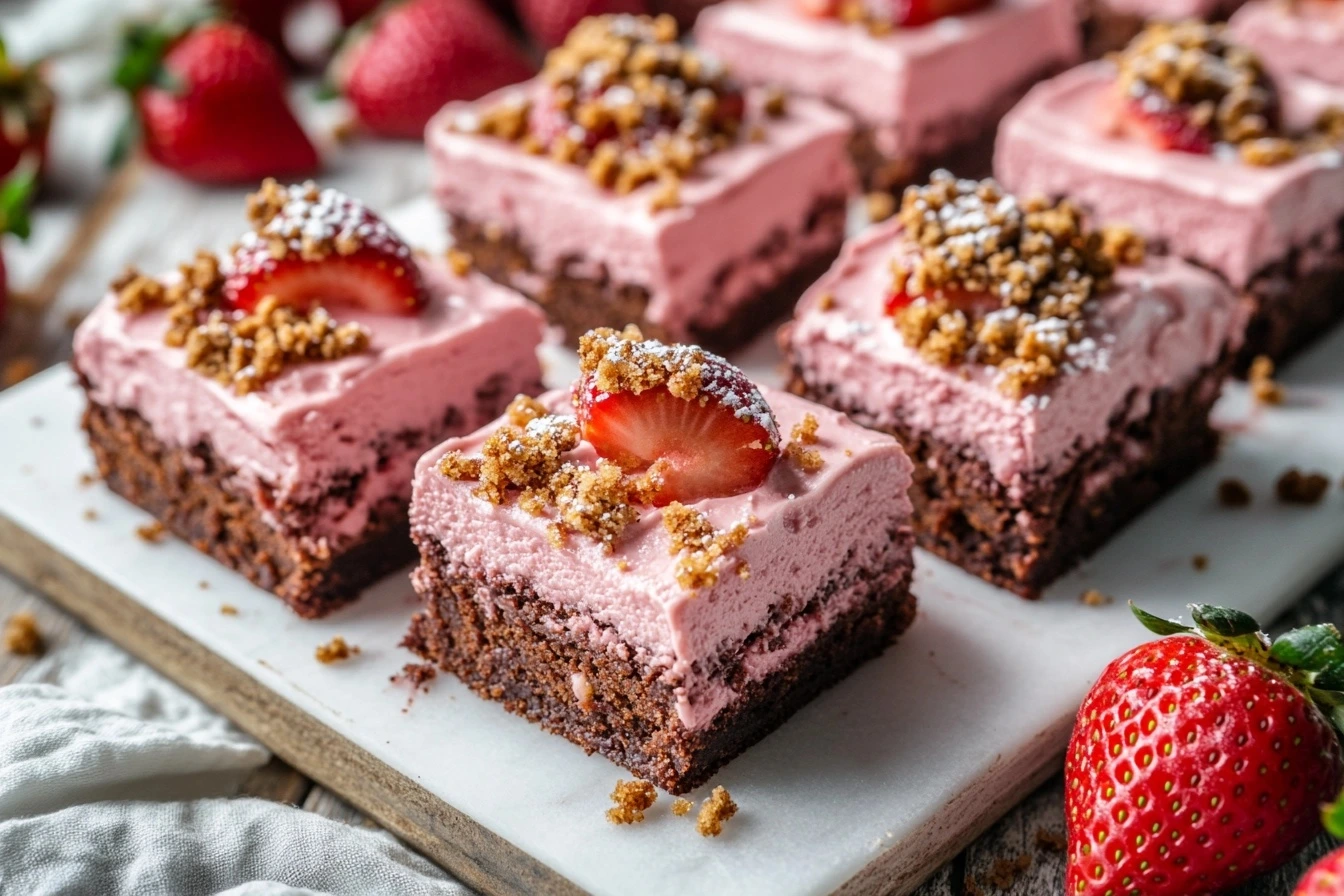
xmin=0 ymin=57 xmax=1340 ymax=896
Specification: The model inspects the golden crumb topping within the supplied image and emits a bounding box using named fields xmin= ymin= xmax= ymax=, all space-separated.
xmin=3 ymin=611 xmax=43 ymax=656
xmin=662 ymin=503 xmax=750 ymax=590
xmin=1217 ymin=477 xmax=1252 ymax=507
xmin=784 ymin=413 xmax=824 ymax=473
xmin=315 ymin=636 xmax=358 ymax=664
xmin=672 ymin=798 xmax=693 ymax=816
xmin=888 ymin=172 xmax=1143 ymax=398
xmin=135 ymin=520 xmax=167 ymax=543
xmin=696 ymin=785 xmax=738 ymax=837
xmin=1079 ymin=589 xmax=1114 ymax=607
xmin=455 ymin=14 xmax=770 ymax=212
xmin=1248 ymin=354 xmax=1285 ymax=405
xmin=607 ymin=779 xmax=657 ymax=824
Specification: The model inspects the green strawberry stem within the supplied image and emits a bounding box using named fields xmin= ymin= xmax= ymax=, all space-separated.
xmin=1326 ymin=790 xmax=1344 ymax=840
xmin=1131 ymin=601 xmax=1344 ymax=736
xmin=0 ymin=156 xmax=36 ymax=240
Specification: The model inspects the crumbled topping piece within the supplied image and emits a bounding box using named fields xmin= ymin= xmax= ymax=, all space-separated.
xmin=1276 ymin=468 xmax=1329 ymax=505
xmin=441 ymin=414 xmax=581 ymax=503
xmin=1080 ymin=589 xmax=1113 ymax=607
xmin=315 ymin=636 xmax=358 ymax=664
xmin=1248 ymin=355 xmax=1284 ymax=405
xmin=219 ymin=604 xmax=239 ymax=616
xmin=551 ymin=460 xmax=644 ymax=550
xmin=816 ymin=292 xmax=836 ymax=311
xmin=3 ymin=610 xmax=43 ymax=656
xmin=136 ymin=521 xmax=167 ymax=543
xmin=467 ymin=15 xmax=774 ymax=210
xmin=1217 ymin=478 xmax=1252 ymax=507
xmin=446 ymin=248 xmax=473 ymax=277
xmin=696 ymin=785 xmax=738 ymax=837
xmin=866 ymin=191 xmax=896 ymax=223
xmin=672 ymin=798 xmax=694 ymax=816
xmin=1192 ymin=554 xmax=1209 ymax=571
xmin=82 ymin=508 xmax=98 ymax=521
xmin=606 ymin=779 xmax=657 ymax=824
xmin=505 ymin=393 xmax=550 ymax=427
xmin=784 ymin=413 xmax=824 ymax=473
xmin=886 ymin=172 xmax=1142 ymax=397
xmin=662 ymin=503 xmax=750 ymax=590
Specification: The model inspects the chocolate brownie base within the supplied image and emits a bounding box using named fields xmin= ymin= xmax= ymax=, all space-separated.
xmin=1237 ymin=217 xmax=1344 ymax=371
xmin=850 ymin=61 xmax=1072 ymax=194
xmin=449 ymin=193 xmax=848 ymax=352
xmin=788 ymin=357 xmax=1230 ymax=598
xmin=404 ymin=533 xmax=916 ymax=794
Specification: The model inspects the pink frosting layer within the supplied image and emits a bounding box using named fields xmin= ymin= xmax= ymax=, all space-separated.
xmin=410 ymin=388 xmax=914 ymax=731
xmin=995 ymin=63 xmax=1344 ymax=288
xmin=1095 ymin=0 xmax=1242 ymax=17
xmin=1229 ymin=0 xmax=1344 ymax=88
xmin=426 ymin=84 xmax=856 ymax=340
xmin=695 ymin=0 xmax=1080 ymax=160
xmin=783 ymin=217 xmax=1243 ymax=491
xmin=73 ymin=258 xmax=545 ymax=549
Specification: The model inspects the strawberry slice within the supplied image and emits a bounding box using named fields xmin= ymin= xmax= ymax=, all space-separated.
xmin=222 ymin=184 xmax=428 ymax=315
xmin=894 ymin=0 xmax=991 ymax=27
xmin=885 ymin=286 xmax=998 ymax=316
xmin=1118 ymin=95 xmax=1215 ymax=155
xmin=576 ymin=352 xmax=780 ymax=506
xmin=794 ymin=0 xmax=840 ymax=16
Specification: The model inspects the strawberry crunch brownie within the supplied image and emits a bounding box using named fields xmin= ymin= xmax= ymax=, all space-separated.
xmin=782 ymin=173 xmax=1245 ymax=598
xmin=996 ymin=21 xmax=1344 ymax=368
xmin=428 ymin=14 xmax=857 ymax=350
xmin=404 ymin=327 xmax=916 ymax=792
xmin=73 ymin=181 xmax=545 ymax=617
xmin=694 ymin=0 xmax=1080 ymax=192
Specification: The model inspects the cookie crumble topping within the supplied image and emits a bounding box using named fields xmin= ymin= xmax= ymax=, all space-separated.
xmin=784 ymin=413 xmax=825 ymax=473
xmin=315 ymin=636 xmax=358 ymax=664
xmin=1217 ymin=477 xmax=1252 ymax=507
xmin=135 ymin=520 xmax=167 ymax=543
xmin=1248 ymin=354 xmax=1284 ymax=405
xmin=1276 ymin=467 xmax=1329 ymax=505
xmin=672 ymin=798 xmax=693 ymax=816
xmin=606 ymin=778 xmax=657 ymax=824
xmin=662 ymin=503 xmax=750 ymax=590
xmin=696 ymin=785 xmax=738 ymax=837
xmin=3 ymin=610 xmax=43 ymax=656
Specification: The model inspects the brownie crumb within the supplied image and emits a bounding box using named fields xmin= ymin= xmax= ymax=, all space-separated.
xmin=1248 ymin=354 xmax=1284 ymax=405
xmin=219 ymin=603 xmax=239 ymax=616
xmin=817 ymin=292 xmax=836 ymax=311
xmin=135 ymin=521 xmax=167 ymax=543
xmin=1276 ymin=468 xmax=1330 ymax=505
xmin=78 ymin=471 xmax=98 ymax=487
xmin=1218 ymin=477 xmax=1252 ymax=507
xmin=672 ymin=798 xmax=693 ymax=816
xmin=865 ymin=191 xmax=895 ymax=223
xmin=784 ymin=413 xmax=824 ymax=473
xmin=315 ymin=636 xmax=358 ymax=664
xmin=1 ymin=356 xmax=37 ymax=388
xmin=607 ymin=779 xmax=657 ymax=824
xmin=393 ymin=662 xmax=438 ymax=693
xmin=1080 ymin=588 xmax=1113 ymax=607
xmin=696 ymin=785 xmax=737 ymax=837
xmin=663 ymin=503 xmax=750 ymax=590
xmin=198 ymin=580 xmax=210 ymax=590
xmin=1192 ymin=554 xmax=1209 ymax=571
xmin=82 ymin=508 xmax=98 ymax=521
xmin=446 ymin=248 xmax=474 ymax=277
xmin=986 ymin=853 xmax=1032 ymax=889
xmin=3 ymin=611 xmax=43 ymax=656
xmin=1035 ymin=827 xmax=1067 ymax=852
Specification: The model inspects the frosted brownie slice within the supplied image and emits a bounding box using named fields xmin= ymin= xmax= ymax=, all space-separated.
xmin=695 ymin=0 xmax=1080 ymax=192
xmin=1228 ymin=0 xmax=1344 ymax=88
xmin=405 ymin=327 xmax=915 ymax=792
xmin=782 ymin=173 xmax=1244 ymax=598
xmin=73 ymin=181 xmax=545 ymax=617
xmin=996 ymin=21 xmax=1344 ymax=368
xmin=427 ymin=14 xmax=856 ymax=351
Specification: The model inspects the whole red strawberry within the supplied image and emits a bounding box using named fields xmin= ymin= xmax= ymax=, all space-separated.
xmin=331 ymin=0 xmax=534 ymax=140
xmin=1067 ymin=604 xmax=1344 ymax=896
xmin=0 ymin=41 xmax=54 ymax=182
xmin=0 ymin=162 xmax=35 ymax=329
xmin=113 ymin=19 xmax=320 ymax=183
xmin=1295 ymin=792 xmax=1344 ymax=895
xmin=516 ymin=0 xmax=649 ymax=49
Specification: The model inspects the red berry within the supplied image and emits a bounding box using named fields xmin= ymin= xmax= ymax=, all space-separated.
xmin=222 ymin=183 xmax=428 ymax=315
xmin=575 ymin=343 xmax=780 ymax=506
xmin=516 ymin=0 xmax=650 ymax=49
xmin=794 ymin=0 xmax=840 ymax=16
xmin=0 ymin=162 xmax=37 ymax=329
xmin=333 ymin=0 xmax=534 ymax=139
xmin=884 ymin=286 xmax=998 ymax=317
xmin=893 ymin=0 xmax=991 ymax=27
xmin=1066 ymin=605 xmax=1344 ymax=896
xmin=0 ymin=46 xmax=54 ymax=182
xmin=115 ymin=21 xmax=320 ymax=183
xmin=1120 ymin=95 xmax=1216 ymax=155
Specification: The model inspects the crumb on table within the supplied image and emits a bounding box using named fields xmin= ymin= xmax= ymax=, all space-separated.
xmin=986 ymin=854 xmax=1032 ymax=889
xmin=1 ymin=356 xmax=37 ymax=388
xmin=78 ymin=471 xmax=98 ymax=487
xmin=1276 ymin=468 xmax=1330 ymax=505
xmin=1248 ymin=355 xmax=1284 ymax=405
xmin=1217 ymin=478 xmax=1252 ymax=508
xmin=696 ymin=785 xmax=737 ymax=837
xmin=1080 ymin=589 xmax=1113 ymax=607
xmin=219 ymin=604 xmax=238 ymax=616
xmin=606 ymin=779 xmax=657 ymax=825
xmin=392 ymin=662 xmax=438 ymax=694
xmin=82 ymin=508 xmax=98 ymax=521
xmin=315 ymin=636 xmax=358 ymax=664
xmin=1034 ymin=828 xmax=1066 ymax=852
xmin=3 ymin=611 xmax=44 ymax=656
xmin=135 ymin=520 xmax=167 ymax=543
xmin=672 ymin=798 xmax=693 ymax=817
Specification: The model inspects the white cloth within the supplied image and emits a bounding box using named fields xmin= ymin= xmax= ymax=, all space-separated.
xmin=0 ymin=640 xmax=469 ymax=896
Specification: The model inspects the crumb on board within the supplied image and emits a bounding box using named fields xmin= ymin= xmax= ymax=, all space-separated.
xmin=1248 ymin=354 xmax=1284 ymax=405
xmin=3 ymin=611 xmax=44 ymax=656
xmin=78 ymin=471 xmax=98 ymax=487
xmin=865 ymin=191 xmax=895 ymax=223
xmin=82 ymin=508 xmax=98 ymax=521
xmin=198 ymin=580 xmax=210 ymax=590
xmin=696 ymin=785 xmax=738 ymax=837
xmin=135 ymin=521 xmax=167 ymax=543
xmin=1080 ymin=589 xmax=1113 ymax=607
xmin=1217 ymin=477 xmax=1252 ymax=508
xmin=1276 ymin=468 xmax=1330 ymax=505
xmin=330 ymin=117 xmax=358 ymax=144
xmin=219 ymin=604 xmax=239 ymax=616
xmin=1034 ymin=827 xmax=1067 ymax=852
xmin=315 ymin=636 xmax=358 ymax=664
xmin=2 ymin=356 xmax=37 ymax=388
xmin=1192 ymin=554 xmax=1209 ymax=571
xmin=30 ymin=416 xmax=42 ymax=428
xmin=606 ymin=779 xmax=657 ymax=825
xmin=672 ymin=798 xmax=693 ymax=817
xmin=392 ymin=662 xmax=438 ymax=694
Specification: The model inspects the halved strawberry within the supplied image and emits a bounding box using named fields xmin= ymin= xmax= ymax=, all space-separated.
xmin=885 ymin=286 xmax=999 ymax=316
xmin=222 ymin=184 xmax=427 ymax=315
xmin=576 ymin=352 xmax=780 ymax=506
xmin=1118 ymin=95 xmax=1215 ymax=155
xmin=794 ymin=0 xmax=840 ymax=17
xmin=894 ymin=0 xmax=991 ymax=27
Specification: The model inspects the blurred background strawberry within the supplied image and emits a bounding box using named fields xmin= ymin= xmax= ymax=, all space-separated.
xmin=0 ymin=39 xmax=53 ymax=183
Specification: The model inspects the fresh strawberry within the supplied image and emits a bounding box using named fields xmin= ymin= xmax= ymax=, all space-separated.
xmin=336 ymin=0 xmax=386 ymax=25
xmin=0 ymin=162 xmax=35 ymax=329
xmin=884 ymin=286 xmax=998 ymax=317
xmin=0 ymin=41 xmax=54 ymax=182
xmin=893 ymin=0 xmax=991 ymax=26
xmin=221 ymin=0 xmax=299 ymax=58
xmin=1119 ymin=95 xmax=1216 ymax=155
xmin=1295 ymin=792 xmax=1344 ymax=895
xmin=516 ymin=0 xmax=649 ymax=49
xmin=794 ymin=0 xmax=840 ymax=17
xmin=331 ymin=0 xmax=534 ymax=140
xmin=113 ymin=20 xmax=320 ymax=183
xmin=575 ymin=338 xmax=779 ymax=505
xmin=1066 ymin=604 xmax=1344 ymax=896
xmin=222 ymin=180 xmax=427 ymax=315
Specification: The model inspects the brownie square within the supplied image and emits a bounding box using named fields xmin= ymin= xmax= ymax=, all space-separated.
xmin=695 ymin=0 xmax=1080 ymax=191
